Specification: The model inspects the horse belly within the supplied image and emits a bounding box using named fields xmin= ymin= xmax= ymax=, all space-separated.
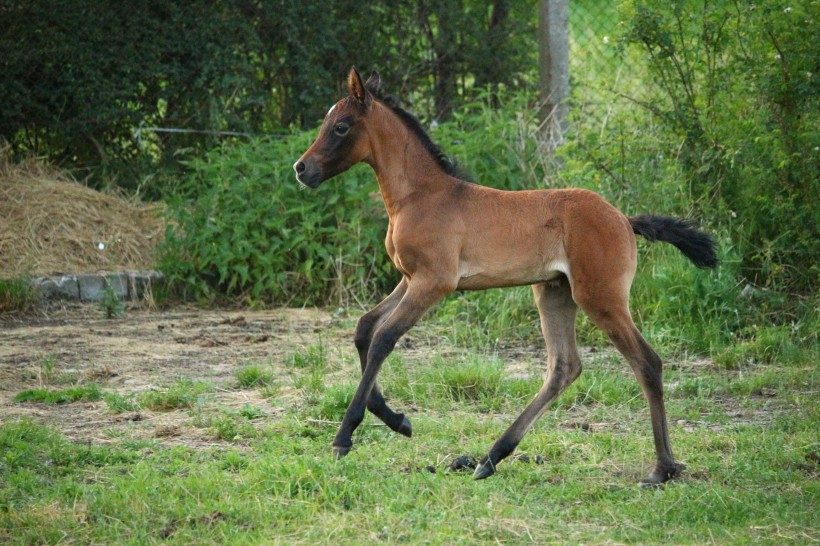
xmin=456 ymin=258 xmax=568 ymax=290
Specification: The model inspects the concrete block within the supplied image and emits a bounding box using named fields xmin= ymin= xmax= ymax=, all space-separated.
xmin=106 ymin=273 xmax=129 ymax=299
xmin=32 ymin=275 xmax=80 ymax=300
xmin=30 ymin=271 xmax=164 ymax=302
xmin=126 ymin=271 xmax=164 ymax=300
xmin=78 ymin=273 xmax=132 ymax=301
xmin=77 ymin=274 xmax=106 ymax=301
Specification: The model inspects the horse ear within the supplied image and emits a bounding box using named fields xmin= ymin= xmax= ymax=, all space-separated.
xmin=364 ymin=71 xmax=383 ymax=96
xmin=348 ymin=67 xmax=368 ymax=104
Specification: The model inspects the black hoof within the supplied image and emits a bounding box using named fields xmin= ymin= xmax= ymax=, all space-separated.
xmin=473 ymin=461 xmax=496 ymax=480
xmin=639 ymin=462 xmax=685 ymax=487
xmin=332 ymin=445 xmax=351 ymax=459
xmin=396 ymin=415 xmax=412 ymax=438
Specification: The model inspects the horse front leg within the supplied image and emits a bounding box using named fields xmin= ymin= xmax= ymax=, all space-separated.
xmin=333 ymin=278 xmax=451 ymax=458
xmin=354 ymin=278 xmax=412 ymax=437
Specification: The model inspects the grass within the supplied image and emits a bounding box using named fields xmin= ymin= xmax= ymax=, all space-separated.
xmin=2 ymin=317 xmax=817 ymax=545
xmin=138 ymin=379 xmax=213 ymax=411
xmin=4 ymin=268 xmax=816 ymax=545
xmin=235 ymin=361 xmax=277 ymax=388
xmin=1 ymin=399 xmax=816 ymax=544
xmin=13 ymin=384 xmax=102 ymax=404
xmin=0 ymin=277 xmax=39 ymax=316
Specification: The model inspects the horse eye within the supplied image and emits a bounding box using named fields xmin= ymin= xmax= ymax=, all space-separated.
xmin=334 ymin=123 xmax=350 ymax=137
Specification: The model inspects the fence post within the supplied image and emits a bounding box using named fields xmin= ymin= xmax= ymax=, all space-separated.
xmin=538 ymin=0 xmax=570 ymax=152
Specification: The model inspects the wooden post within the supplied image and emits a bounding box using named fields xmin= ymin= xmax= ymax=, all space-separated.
xmin=538 ymin=0 xmax=570 ymax=151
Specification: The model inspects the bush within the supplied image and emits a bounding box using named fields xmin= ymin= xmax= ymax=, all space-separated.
xmin=160 ymin=134 xmax=396 ymax=306
xmin=612 ymin=0 xmax=819 ymax=292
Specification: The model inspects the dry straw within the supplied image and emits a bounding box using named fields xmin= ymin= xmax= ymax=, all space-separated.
xmin=0 ymin=147 xmax=164 ymax=278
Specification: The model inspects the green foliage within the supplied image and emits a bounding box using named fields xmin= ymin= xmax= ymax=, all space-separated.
xmin=138 ymin=380 xmax=212 ymax=411
xmin=1 ymin=370 xmax=817 ymax=545
xmin=34 ymin=355 xmax=58 ymax=384
xmin=99 ymin=284 xmax=125 ymax=319
xmin=0 ymin=278 xmax=38 ymax=316
xmin=612 ymin=0 xmax=819 ymax=291
xmin=14 ymin=384 xmax=102 ymax=405
xmin=385 ymin=353 xmax=538 ymax=412
xmin=286 ymin=342 xmax=330 ymax=371
xmin=0 ymin=0 xmax=536 ymax=194
xmin=315 ymin=384 xmax=357 ymax=421
xmin=559 ymin=368 xmax=642 ymax=409
xmin=207 ymin=415 xmax=258 ymax=443
xmin=103 ymin=392 xmax=141 ymax=414
xmin=235 ymin=362 xmax=277 ymax=389
xmin=159 ymin=136 xmax=395 ymax=305
xmin=286 ymin=342 xmax=333 ymax=401
xmin=431 ymin=355 xmax=506 ymax=405
xmin=0 ymin=0 xmax=268 ymax=196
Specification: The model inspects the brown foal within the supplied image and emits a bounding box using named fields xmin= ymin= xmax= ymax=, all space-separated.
xmin=294 ymin=68 xmax=717 ymax=485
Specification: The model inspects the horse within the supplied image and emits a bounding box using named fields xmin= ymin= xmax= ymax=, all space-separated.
xmin=293 ymin=67 xmax=717 ymax=485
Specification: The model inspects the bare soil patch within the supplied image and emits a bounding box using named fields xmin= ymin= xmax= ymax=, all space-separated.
xmin=1 ymin=302 xmax=770 ymax=455
xmin=0 ymin=303 xmax=345 ymax=447
xmin=0 ymin=303 xmax=552 ymax=450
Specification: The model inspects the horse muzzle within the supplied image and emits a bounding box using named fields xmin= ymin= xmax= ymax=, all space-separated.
xmin=293 ymin=158 xmax=324 ymax=188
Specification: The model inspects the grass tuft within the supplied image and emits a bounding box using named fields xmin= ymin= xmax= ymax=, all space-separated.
xmin=235 ymin=362 xmax=277 ymax=388
xmin=14 ymin=384 xmax=102 ymax=404
xmin=138 ymin=379 xmax=212 ymax=411
xmin=0 ymin=277 xmax=39 ymax=316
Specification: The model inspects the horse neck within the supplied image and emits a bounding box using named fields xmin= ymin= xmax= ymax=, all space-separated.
xmin=363 ymin=103 xmax=451 ymax=216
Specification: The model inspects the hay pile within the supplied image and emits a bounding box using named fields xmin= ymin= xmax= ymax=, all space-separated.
xmin=0 ymin=152 xmax=164 ymax=278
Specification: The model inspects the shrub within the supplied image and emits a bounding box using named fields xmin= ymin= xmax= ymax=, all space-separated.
xmin=159 ymin=134 xmax=395 ymax=306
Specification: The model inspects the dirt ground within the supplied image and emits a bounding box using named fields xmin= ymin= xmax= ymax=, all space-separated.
xmin=0 ymin=303 xmax=355 ymax=447
xmin=0 ymin=302 xmax=546 ymax=449
xmin=2 ymin=302 xmax=774 ymax=453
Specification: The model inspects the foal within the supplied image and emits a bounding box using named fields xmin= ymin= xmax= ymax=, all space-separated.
xmin=294 ymin=68 xmax=717 ymax=485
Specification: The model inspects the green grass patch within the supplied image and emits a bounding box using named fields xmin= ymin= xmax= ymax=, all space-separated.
xmin=138 ymin=379 xmax=213 ymax=411
xmin=207 ymin=414 xmax=258 ymax=443
xmin=0 ymin=277 xmax=39 ymax=315
xmin=314 ymin=384 xmax=356 ymax=420
xmin=1 ymin=386 xmax=817 ymax=545
xmin=104 ymin=392 xmax=141 ymax=413
xmin=14 ymin=384 xmax=102 ymax=404
xmin=286 ymin=341 xmax=329 ymax=370
xmin=235 ymin=362 xmax=277 ymax=388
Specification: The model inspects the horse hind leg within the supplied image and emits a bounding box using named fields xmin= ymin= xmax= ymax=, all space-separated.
xmin=580 ymin=297 xmax=684 ymax=485
xmin=354 ymin=279 xmax=412 ymax=437
xmin=474 ymin=277 xmax=582 ymax=479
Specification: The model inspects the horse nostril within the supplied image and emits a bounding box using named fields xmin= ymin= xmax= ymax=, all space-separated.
xmin=294 ymin=161 xmax=306 ymax=174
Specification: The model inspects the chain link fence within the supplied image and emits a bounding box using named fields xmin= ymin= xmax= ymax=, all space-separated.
xmin=568 ymin=2 xmax=643 ymax=125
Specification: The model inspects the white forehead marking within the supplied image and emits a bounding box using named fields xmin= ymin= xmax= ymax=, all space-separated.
xmin=326 ymin=103 xmax=337 ymax=118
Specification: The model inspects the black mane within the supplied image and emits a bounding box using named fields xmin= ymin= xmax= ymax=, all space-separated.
xmin=366 ymin=83 xmax=460 ymax=178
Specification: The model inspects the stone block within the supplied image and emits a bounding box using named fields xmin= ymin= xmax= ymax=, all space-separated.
xmin=77 ymin=274 xmax=106 ymax=301
xmin=32 ymin=275 xmax=80 ymax=300
xmin=126 ymin=271 xmax=164 ymax=300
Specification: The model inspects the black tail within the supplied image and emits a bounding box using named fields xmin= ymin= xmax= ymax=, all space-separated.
xmin=629 ymin=215 xmax=718 ymax=269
